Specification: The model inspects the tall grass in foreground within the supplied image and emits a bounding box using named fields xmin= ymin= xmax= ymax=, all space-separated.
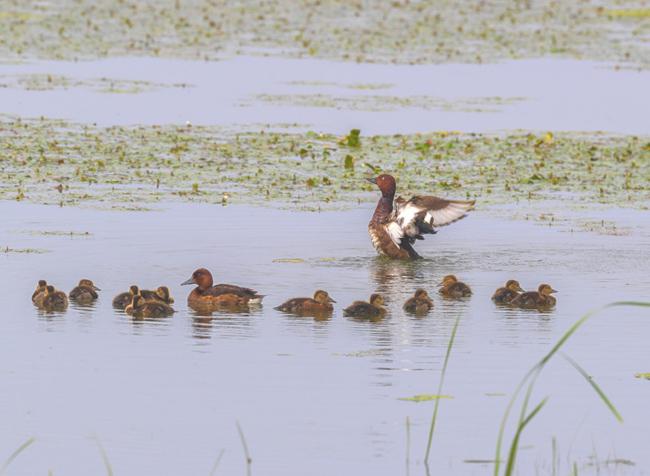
xmin=493 ymin=301 xmax=650 ymax=476
xmin=0 ymin=437 xmax=35 ymax=476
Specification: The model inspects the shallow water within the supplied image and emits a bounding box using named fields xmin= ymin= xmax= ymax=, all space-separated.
xmin=1 ymin=201 xmax=649 ymax=475
xmin=1 ymin=57 xmax=648 ymax=134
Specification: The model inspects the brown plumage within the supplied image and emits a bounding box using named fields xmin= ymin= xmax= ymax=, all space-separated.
xmin=403 ymin=289 xmax=434 ymax=315
xmin=511 ymin=284 xmax=557 ymax=310
xmin=42 ymin=285 xmax=68 ymax=312
xmin=126 ymin=295 xmax=174 ymax=318
xmin=113 ymin=285 xmax=139 ymax=309
xmin=438 ymin=275 xmax=472 ymax=298
xmin=366 ymin=174 xmax=475 ymax=259
xmin=32 ymin=280 xmax=48 ymax=307
xmin=69 ymin=279 xmax=100 ymax=304
xmin=343 ymin=293 xmax=386 ymax=319
xmin=181 ymin=268 xmax=263 ymax=310
xmin=492 ymin=280 xmax=524 ymax=304
xmin=274 ymin=290 xmax=335 ymax=315
xmin=140 ymin=286 xmax=174 ymax=305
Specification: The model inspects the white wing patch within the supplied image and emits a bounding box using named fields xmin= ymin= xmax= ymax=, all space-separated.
xmin=386 ymin=221 xmax=403 ymax=247
xmin=423 ymin=202 xmax=473 ymax=227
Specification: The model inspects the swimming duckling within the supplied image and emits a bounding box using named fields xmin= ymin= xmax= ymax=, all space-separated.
xmin=492 ymin=280 xmax=525 ymax=304
xmin=32 ymin=279 xmax=48 ymax=307
xmin=113 ymin=285 xmax=139 ymax=309
xmin=511 ymin=284 xmax=557 ymax=310
xmin=343 ymin=293 xmax=386 ymax=319
xmin=181 ymin=268 xmax=264 ymax=310
xmin=403 ymin=289 xmax=434 ymax=315
xmin=69 ymin=279 xmax=100 ymax=304
xmin=140 ymin=286 xmax=175 ymax=305
xmin=126 ymin=294 xmax=174 ymax=318
xmin=274 ymin=290 xmax=335 ymax=315
xmin=42 ymin=285 xmax=68 ymax=312
xmin=438 ymin=275 xmax=472 ymax=298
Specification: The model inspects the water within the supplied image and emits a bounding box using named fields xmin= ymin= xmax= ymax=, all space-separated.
xmin=1 ymin=201 xmax=649 ymax=475
xmin=0 ymin=57 xmax=648 ymax=134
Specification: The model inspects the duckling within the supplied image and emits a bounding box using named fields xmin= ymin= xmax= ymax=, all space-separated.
xmin=492 ymin=280 xmax=525 ymax=304
xmin=42 ymin=285 xmax=68 ymax=312
xmin=113 ymin=285 xmax=139 ymax=309
xmin=32 ymin=279 xmax=48 ymax=307
xmin=343 ymin=293 xmax=386 ymax=319
xmin=140 ymin=286 xmax=174 ymax=305
xmin=126 ymin=295 xmax=174 ymax=318
xmin=511 ymin=284 xmax=557 ymax=310
xmin=438 ymin=275 xmax=472 ymax=298
xmin=403 ymin=289 xmax=434 ymax=315
xmin=274 ymin=290 xmax=335 ymax=315
xmin=181 ymin=268 xmax=264 ymax=310
xmin=69 ymin=279 xmax=100 ymax=304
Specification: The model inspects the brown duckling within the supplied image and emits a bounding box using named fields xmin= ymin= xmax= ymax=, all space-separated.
xmin=403 ymin=289 xmax=434 ymax=315
xmin=113 ymin=285 xmax=139 ymax=309
xmin=69 ymin=279 xmax=100 ymax=304
xmin=343 ymin=293 xmax=386 ymax=319
xmin=126 ymin=294 xmax=174 ymax=318
xmin=42 ymin=285 xmax=68 ymax=312
xmin=492 ymin=280 xmax=525 ymax=304
xmin=438 ymin=275 xmax=472 ymax=298
xmin=32 ymin=279 xmax=48 ymax=307
xmin=181 ymin=268 xmax=263 ymax=310
xmin=140 ymin=286 xmax=175 ymax=305
xmin=274 ymin=290 xmax=335 ymax=315
xmin=511 ymin=284 xmax=557 ymax=310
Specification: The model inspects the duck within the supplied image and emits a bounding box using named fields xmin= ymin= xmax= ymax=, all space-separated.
xmin=69 ymin=279 xmax=100 ymax=304
xmin=181 ymin=268 xmax=264 ymax=310
xmin=366 ymin=174 xmax=475 ymax=259
xmin=32 ymin=279 xmax=48 ymax=307
xmin=438 ymin=275 xmax=472 ymax=298
xmin=343 ymin=293 xmax=386 ymax=319
xmin=140 ymin=286 xmax=175 ymax=305
xmin=113 ymin=285 xmax=139 ymax=309
xmin=42 ymin=285 xmax=68 ymax=312
xmin=492 ymin=280 xmax=525 ymax=304
xmin=274 ymin=290 xmax=335 ymax=315
xmin=403 ymin=289 xmax=434 ymax=315
xmin=511 ymin=284 xmax=557 ymax=310
xmin=126 ymin=294 xmax=174 ymax=318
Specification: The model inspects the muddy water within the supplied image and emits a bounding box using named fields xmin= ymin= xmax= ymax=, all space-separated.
xmin=0 ymin=57 xmax=648 ymax=134
xmin=1 ymin=201 xmax=649 ymax=475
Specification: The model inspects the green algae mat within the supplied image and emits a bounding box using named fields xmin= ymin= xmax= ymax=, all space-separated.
xmin=1 ymin=118 xmax=648 ymax=211
xmin=1 ymin=0 xmax=648 ymax=68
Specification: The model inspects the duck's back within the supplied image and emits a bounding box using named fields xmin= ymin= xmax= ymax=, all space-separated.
xmin=441 ymin=282 xmax=472 ymax=298
xmin=368 ymin=222 xmax=412 ymax=259
xmin=113 ymin=292 xmax=132 ymax=309
xmin=492 ymin=287 xmax=517 ymax=304
xmin=511 ymin=291 xmax=554 ymax=309
xmin=344 ymin=301 xmax=382 ymax=318
xmin=69 ymin=286 xmax=98 ymax=303
xmin=404 ymin=297 xmax=433 ymax=314
xmin=133 ymin=302 xmax=174 ymax=318
xmin=44 ymin=291 xmax=68 ymax=310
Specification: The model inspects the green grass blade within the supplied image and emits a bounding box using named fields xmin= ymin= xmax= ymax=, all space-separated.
xmin=92 ymin=437 xmax=114 ymax=476
xmin=424 ymin=313 xmax=461 ymax=463
xmin=562 ymin=354 xmax=623 ymax=423
xmin=504 ymin=397 xmax=549 ymax=476
xmin=208 ymin=449 xmax=225 ymax=476
xmin=494 ymin=301 xmax=650 ymax=475
xmin=0 ymin=437 xmax=36 ymax=476
xmin=236 ymin=421 xmax=252 ymax=476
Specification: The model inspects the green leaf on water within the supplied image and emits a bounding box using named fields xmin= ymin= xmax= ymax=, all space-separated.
xmin=634 ymin=373 xmax=650 ymax=380
xmin=344 ymin=129 xmax=361 ymax=148
xmin=272 ymin=258 xmax=306 ymax=263
xmin=399 ymin=394 xmax=453 ymax=402
xmin=344 ymin=154 xmax=355 ymax=169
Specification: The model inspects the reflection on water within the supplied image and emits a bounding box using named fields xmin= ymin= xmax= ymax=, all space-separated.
xmin=1 ymin=201 xmax=649 ymax=475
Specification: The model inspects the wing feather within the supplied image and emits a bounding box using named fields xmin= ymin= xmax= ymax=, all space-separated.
xmin=392 ymin=195 xmax=475 ymax=239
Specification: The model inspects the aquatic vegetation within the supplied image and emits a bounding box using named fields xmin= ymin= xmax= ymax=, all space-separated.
xmin=0 ymin=0 xmax=647 ymax=69
xmin=2 ymin=246 xmax=48 ymax=254
xmin=0 ymin=74 xmax=190 ymax=93
xmin=398 ymin=394 xmax=453 ymax=402
xmin=634 ymin=372 xmax=650 ymax=380
xmin=0 ymin=118 xmax=647 ymax=212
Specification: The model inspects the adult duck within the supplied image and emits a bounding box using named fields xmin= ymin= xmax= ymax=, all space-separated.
xmin=367 ymin=174 xmax=475 ymax=259
xmin=181 ymin=268 xmax=263 ymax=310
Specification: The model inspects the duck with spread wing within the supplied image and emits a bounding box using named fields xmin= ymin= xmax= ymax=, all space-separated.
xmin=366 ymin=174 xmax=475 ymax=259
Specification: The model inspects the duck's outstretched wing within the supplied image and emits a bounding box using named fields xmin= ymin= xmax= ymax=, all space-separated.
xmin=391 ymin=195 xmax=475 ymax=242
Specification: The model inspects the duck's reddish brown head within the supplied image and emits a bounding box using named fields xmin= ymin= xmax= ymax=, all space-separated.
xmin=367 ymin=174 xmax=397 ymax=197
xmin=181 ymin=268 xmax=214 ymax=290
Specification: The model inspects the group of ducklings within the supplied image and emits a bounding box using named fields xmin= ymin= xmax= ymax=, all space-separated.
xmin=31 ymin=271 xmax=557 ymax=318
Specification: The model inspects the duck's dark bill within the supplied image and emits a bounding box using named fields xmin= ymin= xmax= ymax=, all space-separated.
xmin=365 ymin=177 xmax=377 ymax=184
xmin=181 ymin=277 xmax=195 ymax=286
